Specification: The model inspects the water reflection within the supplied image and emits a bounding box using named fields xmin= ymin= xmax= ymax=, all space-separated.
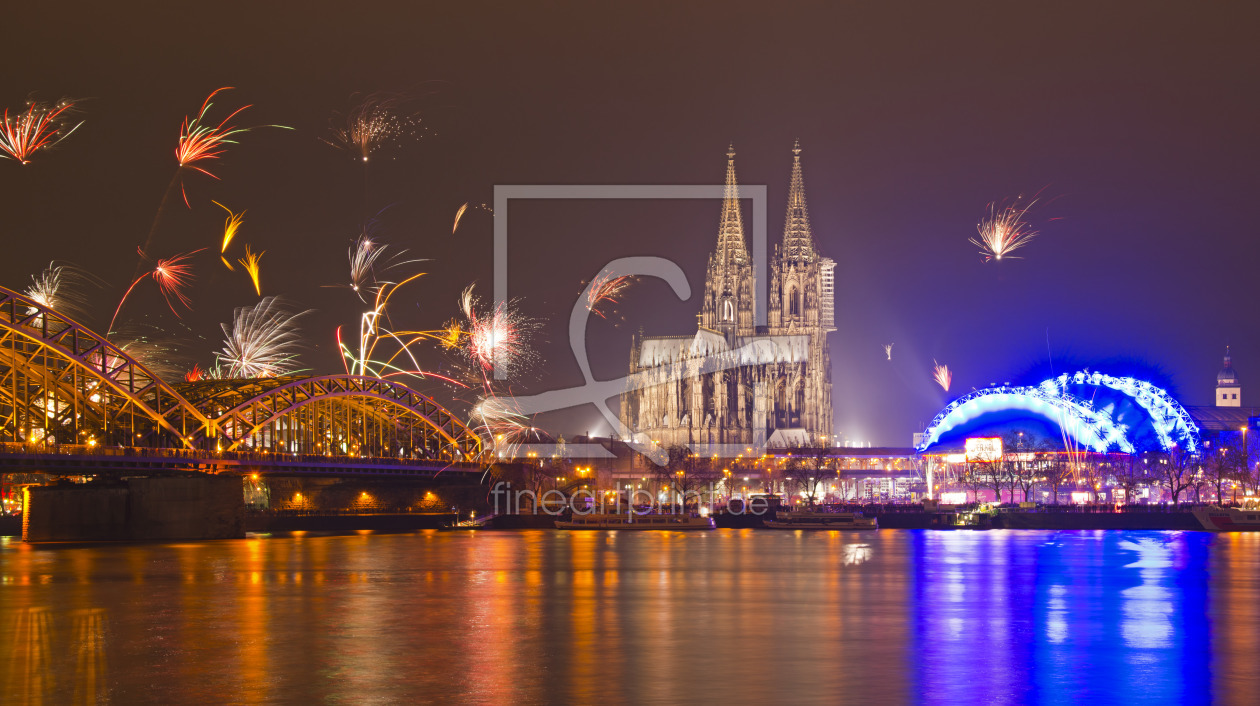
xmin=0 ymin=530 xmax=1254 ymax=703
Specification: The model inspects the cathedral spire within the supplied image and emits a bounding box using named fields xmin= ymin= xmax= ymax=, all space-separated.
xmin=715 ymin=144 xmax=748 ymax=267
xmin=782 ymin=139 xmax=815 ymax=261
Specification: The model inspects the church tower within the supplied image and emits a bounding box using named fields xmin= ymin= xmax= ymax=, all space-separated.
xmin=699 ymin=145 xmax=754 ymax=342
xmin=1216 ymin=346 xmax=1241 ymax=407
xmin=767 ymin=140 xmax=834 ymax=442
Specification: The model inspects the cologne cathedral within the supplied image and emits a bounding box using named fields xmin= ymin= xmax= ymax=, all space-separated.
xmin=620 ymin=142 xmax=836 ymax=450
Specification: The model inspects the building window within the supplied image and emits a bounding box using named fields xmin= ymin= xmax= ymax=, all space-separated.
xmin=1233 ymin=394 xmax=1238 ymax=400
xmin=789 ymin=287 xmax=800 ymax=317
xmin=722 ymin=299 xmax=734 ymax=322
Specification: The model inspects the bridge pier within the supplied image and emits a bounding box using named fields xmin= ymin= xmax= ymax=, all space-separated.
xmin=22 ymin=475 xmax=244 ymax=542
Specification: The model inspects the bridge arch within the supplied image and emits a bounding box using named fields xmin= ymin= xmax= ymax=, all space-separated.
xmin=0 ymin=287 xmax=209 ymax=448
xmin=193 ymin=375 xmax=483 ymax=459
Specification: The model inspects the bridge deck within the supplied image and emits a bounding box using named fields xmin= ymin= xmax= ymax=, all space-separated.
xmin=0 ymin=443 xmax=485 ymax=478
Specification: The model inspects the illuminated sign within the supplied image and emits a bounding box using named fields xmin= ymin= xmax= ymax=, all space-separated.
xmin=965 ymin=437 xmax=1003 ymax=462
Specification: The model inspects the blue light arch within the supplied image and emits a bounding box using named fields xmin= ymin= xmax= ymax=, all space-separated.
xmin=916 ymin=370 xmax=1201 ymax=454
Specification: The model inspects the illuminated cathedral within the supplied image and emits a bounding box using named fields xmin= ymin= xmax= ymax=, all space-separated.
xmin=619 ymin=142 xmax=835 ymax=450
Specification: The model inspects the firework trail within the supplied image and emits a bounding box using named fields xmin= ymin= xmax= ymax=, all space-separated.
xmin=24 ymin=262 xmax=98 ymax=321
xmin=932 ymin=361 xmax=952 ymax=392
xmin=322 ymin=92 xmax=426 ymax=163
xmin=970 ymin=196 xmax=1042 ymax=262
xmin=585 ymin=271 xmax=636 ymax=320
xmin=238 ymin=245 xmax=264 ymax=295
xmin=452 ymin=203 xmax=468 ymax=234
xmin=213 ymin=200 xmax=245 ymax=268
xmin=110 ymin=248 xmax=203 ymax=334
xmin=0 ymin=97 xmax=84 ymax=165
xmin=217 ymin=297 xmax=309 ymax=378
xmin=337 ymin=272 xmax=464 ymax=384
xmin=883 ymin=343 xmax=893 ymax=360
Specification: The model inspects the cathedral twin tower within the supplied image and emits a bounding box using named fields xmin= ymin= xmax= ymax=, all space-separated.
xmin=620 ymin=142 xmax=836 ymax=450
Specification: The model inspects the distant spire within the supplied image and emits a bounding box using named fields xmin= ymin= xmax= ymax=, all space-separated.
xmin=716 ymin=143 xmax=748 ymax=267
xmin=782 ymin=139 xmax=814 ymax=261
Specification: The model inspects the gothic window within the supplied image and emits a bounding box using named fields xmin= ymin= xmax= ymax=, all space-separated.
xmin=723 ymin=299 xmax=734 ymax=322
xmin=789 ymin=287 xmax=800 ymax=317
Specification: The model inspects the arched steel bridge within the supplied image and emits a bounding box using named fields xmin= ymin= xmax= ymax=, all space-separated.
xmin=0 ymin=287 xmax=484 ymax=473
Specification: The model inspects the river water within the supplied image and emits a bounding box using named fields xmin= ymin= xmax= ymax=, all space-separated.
xmin=1 ymin=529 xmax=1257 ymax=704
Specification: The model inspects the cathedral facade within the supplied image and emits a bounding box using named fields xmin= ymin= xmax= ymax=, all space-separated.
xmin=619 ymin=143 xmax=836 ymax=450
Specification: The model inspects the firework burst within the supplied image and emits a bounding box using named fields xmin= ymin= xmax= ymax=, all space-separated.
xmin=585 ymin=271 xmax=636 ymax=320
xmin=341 ymin=226 xmax=422 ymax=301
xmin=970 ymin=196 xmax=1041 ymax=262
xmin=322 ymin=92 xmax=426 ymax=162
xmin=883 ymin=343 xmax=893 ymax=361
xmin=459 ymin=284 xmax=538 ymax=379
xmin=0 ymin=97 xmax=83 ymax=165
xmin=217 ymin=297 xmax=309 ymax=378
xmin=110 ymin=248 xmax=204 ymax=334
xmin=24 ymin=262 xmax=97 ymax=320
xmin=932 ymin=361 xmax=952 ymax=392
xmin=238 ymin=245 xmax=264 ymax=295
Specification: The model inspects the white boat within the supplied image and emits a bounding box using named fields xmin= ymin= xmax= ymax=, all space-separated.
xmin=1192 ymin=506 xmax=1260 ymax=531
xmin=555 ymin=513 xmax=715 ymax=530
xmin=764 ymin=509 xmax=878 ymax=530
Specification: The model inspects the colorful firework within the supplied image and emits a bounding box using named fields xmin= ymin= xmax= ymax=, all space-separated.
xmin=185 ymin=364 xmax=204 ymax=382
xmin=933 ymin=361 xmax=952 ymax=392
xmin=109 ymin=248 xmax=204 ymax=334
xmin=970 ymin=196 xmax=1041 ymax=262
xmin=585 ymin=271 xmax=635 ymax=320
xmin=217 ymin=297 xmax=309 ymax=378
xmin=0 ymin=97 xmax=83 ymax=165
xmin=238 ymin=245 xmax=264 ymax=295
xmin=173 ymin=88 xmax=252 ymax=207
xmin=883 ymin=343 xmax=893 ymax=361
xmin=172 ymin=87 xmax=289 ymax=207
xmin=213 ymin=200 xmax=245 ymax=268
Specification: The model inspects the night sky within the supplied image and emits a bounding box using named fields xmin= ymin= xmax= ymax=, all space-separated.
xmin=2 ymin=2 xmax=1257 ymax=446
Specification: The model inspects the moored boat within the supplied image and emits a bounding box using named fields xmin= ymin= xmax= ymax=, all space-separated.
xmin=555 ymin=512 xmax=716 ymax=530
xmin=1192 ymin=506 xmax=1260 ymax=532
xmin=763 ymin=509 xmax=878 ymax=530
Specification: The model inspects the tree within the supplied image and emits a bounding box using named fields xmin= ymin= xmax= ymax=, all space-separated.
xmin=1042 ymin=452 xmax=1072 ymax=505
xmin=655 ymin=445 xmax=721 ymax=513
xmin=1113 ymin=452 xmax=1154 ymax=504
xmin=783 ymin=453 xmax=827 ymax=507
xmin=1155 ymin=445 xmax=1196 ymax=506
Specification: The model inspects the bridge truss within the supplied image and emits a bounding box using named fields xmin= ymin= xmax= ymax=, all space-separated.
xmin=0 ymin=287 xmax=483 ymax=463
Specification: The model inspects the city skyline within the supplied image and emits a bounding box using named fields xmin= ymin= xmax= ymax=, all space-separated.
xmin=1 ymin=3 xmax=1257 ymax=446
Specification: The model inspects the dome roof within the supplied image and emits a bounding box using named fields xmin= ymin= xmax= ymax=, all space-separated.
xmin=1218 ymin=347 xmax=1239 ymax=385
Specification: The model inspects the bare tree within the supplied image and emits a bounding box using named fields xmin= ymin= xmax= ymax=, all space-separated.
xmin=1042 ymin=451 xmax=1072 ymax=505
xmin=783 ymin=453 xmax=827 ymax=507
xmin=1113 ymin=452 xmax=1154 ymax=504
xmin=655 ymin=445 xmax=721 ymax=512
xmin=1155 ymin=445 xmax=1197 ymax=506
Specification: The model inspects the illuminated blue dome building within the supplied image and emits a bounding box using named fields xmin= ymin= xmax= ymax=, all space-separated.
xmin=915 ymin=370 xmax=1202 ymax=455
